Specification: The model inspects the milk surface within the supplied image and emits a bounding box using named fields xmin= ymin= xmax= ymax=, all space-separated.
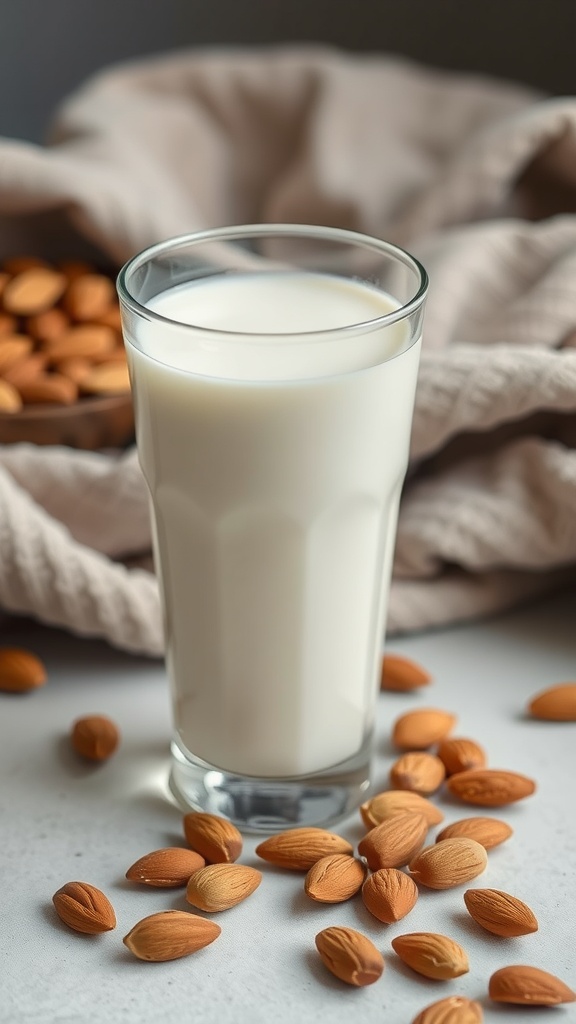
xmin=126 ymin=272 xmax=420 ymax=776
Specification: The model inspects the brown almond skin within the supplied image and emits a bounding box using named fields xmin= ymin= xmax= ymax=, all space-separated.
xmin=63 ymin=274 xmax=116 ymax=321
xmin=255 ymin=827 xmax=352 ymax=870
xmin=409 ymin=838 xmax=487 ymax=889
xmin=362 ymin=867 xmax=418 ymax=923
xmin=489 ymin=965 xmax=576 ymax=1005
xmin=392 ymin=932 xmax=469 ymax=980
xmin=358 ymin=812 xmax=428 ymax=870
xmin=53 ymin=881 xmax=116 ymax=934
xmin=528 ymin=682 xmax=576 ymax=721
xmin=361 ymin=790 xmax=444 ymax=829
xmin=411 ymin=996 xmax=484 ymax=1024
xmin=70 ymin=714 xmax=120 ymax=761
xmin=315 ymin=926 xmax=384 ymax=987
xmin=3 ymin=352 xmax=48 ymax=389
xmin=126 ymin=847 xmax=205 ymax=887
xmin=123 ymin=910 xmax=221 ymax=962
xmin=0 ymin=311 xmax=17 ymax=336
xmin=446 ymin=769 xmax=536 ymax=806
xmin=392 ymin=708 xmax=457 ymax=750
xmin=46 ymin=324 xmax=117 ymax=361
xmin=2 ymin=267 xmax=66 ymax=315
xmin=186 ymin=863 xmax=262 ymax=911
xmin=304 ymin=854 xmax=367 ymax=903
xmin=18 ymin=373 xmax=78 ymax=405
xmin=436 ymin=816 xmax=513 ymax=849
xmin=437 ymin=737 xmax=487 ymax=775
xmin=463 ymin=888 xmax=538 ymax=937
xmin=381 ymin=653 xmax=432 ymax=691
xmin=390 ymin=752 xmax=446 ymax=795
xmin=0 ymin=647 xmax=47 ymax=692
xmin=2 ymin=256 xmax=49 ymax=274
xmin=81 ymin=362 xmax=131 ymax=395
xmin=0 ymin=335 xmax=33 ymax=372
xmin=26 ymin=308 xmax=70 ymax=345
xmin=183 ymin=812 xmax=243 ymax=864
xmin=0 ymin=378 xmax=22 ymax=412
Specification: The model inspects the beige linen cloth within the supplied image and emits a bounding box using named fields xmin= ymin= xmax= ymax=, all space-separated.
xmin=1 ymin=46 xmax=576 ymax=656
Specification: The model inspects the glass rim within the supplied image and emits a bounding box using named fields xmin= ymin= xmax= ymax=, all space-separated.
xmin=117 ymin=223 xmax=428 ymax=340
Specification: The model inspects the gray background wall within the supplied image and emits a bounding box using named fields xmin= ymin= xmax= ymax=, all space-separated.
xmin=0 ymin=0 xmax=575 ymax=143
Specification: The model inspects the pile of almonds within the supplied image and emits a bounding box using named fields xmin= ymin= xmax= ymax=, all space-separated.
xmin=3 ymin=645 xmax=576 ymax=1021
xmin=0 ymin=256 xmax=129 ymax=412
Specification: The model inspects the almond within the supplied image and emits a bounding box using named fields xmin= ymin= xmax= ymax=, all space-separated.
xmin=446 ymin=769 xmax=536 ymax=806
xmin=58 ymin=260 xmax=95 ymax=281
xmin=392 ymin=932 xmax=469 ymax=980
xmin=63 ymin=273 xmax=116 ymax=321
xmin=390 ymin=752 xmax=446 ymax=795
xmin=392 ymin=708 xmax=457 ymax=750
xmin=18 ymin=373 xmax=78 ymax=405
xmin=0 ymin=378 xmax=22 ymax=412
xmin=52 ymin=881 xmax=116 ymax=934
xmin=411 ymin=996 xmax=484 ymax=1023
xmin=70 ymin=714 xmax=120 ymax=761
xmin=123 ymin=910 xmax=221 ymax=962
xmin=96 ymin=304 xmax=123 ymax=332
xmin=26 ymin=308 xmax=70 ymax=345
xmin=489 ymin=965 xmax=575 ymax=1005
xmin=2 ymin=267 xmax=66 ymax=315
xmin=3 ymin=352 xmax=47 ymax=389
xmin=46 ymin=324 xmax=117 ymax=361
xmin=304 ymin=854 xmax=367 ymax=903
xmin=2 ymin=256 xmax=49 ymax=274
xmin=381 ymin=653 xmax=432 ymax=691
xmin=361 ymin=867 xmax=418 ymax=923
xmin=463 ymin=888 xmax=538 ymax=937
xmin=185 ymin=863 xmax=262 ymax=911
xmin=361 ymin=790 xmax=444 ymax=829
xmin=528 ymin=682 xmax=576 ymax=721
xmin=0 ymin=335 xmax=33 ymax=372
xmin=315 ymin=926 xmax=384 ymax=987
xmin=437 ymin=737 xmax=487 ymax=775
xmin=358 ymin=812 xmax=428 ymax=870
xmin=81 ymin=361 xmax=131 ymax=395
xmin=183 ymin=812 xmax=243 ymax=864
xmin=0 ymin=311 xmax=17 ymax=336
xmin=255 ymin=827 xmax=352 ymax=870
xmin=126 ymin=847 xmax=205 ymax=887
xmin=409 ymin=838 xmax=487 ymax=889
xmin=0 ymin=647 xmax=47 ymax=692
xmin=436 ymin=817 xmax=513 ymax=849
xmin=55 ymin=356 xmax=92 ymax=386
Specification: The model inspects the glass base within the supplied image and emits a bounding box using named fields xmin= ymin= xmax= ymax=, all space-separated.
xmin=168 ymin=735 xmax=373 ymax=834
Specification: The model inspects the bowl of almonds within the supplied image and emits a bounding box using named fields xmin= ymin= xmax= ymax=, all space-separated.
xmin=0 ymin=256 xmax=133 ymax=449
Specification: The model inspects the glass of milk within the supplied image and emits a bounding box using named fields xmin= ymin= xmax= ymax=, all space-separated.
xmin=117 ymin=224 xmax=427 ymax=832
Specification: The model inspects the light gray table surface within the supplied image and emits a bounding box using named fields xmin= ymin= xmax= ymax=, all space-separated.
xmin=1 ymin=591 xmax=575 ymax=1024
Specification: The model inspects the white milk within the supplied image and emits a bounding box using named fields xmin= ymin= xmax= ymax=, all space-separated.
xmin=125 ymin=272 xmax=420 ymax=777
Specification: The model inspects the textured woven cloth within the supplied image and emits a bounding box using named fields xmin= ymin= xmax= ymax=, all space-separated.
xmin=1 ymin=47 xmax=576 ymax=655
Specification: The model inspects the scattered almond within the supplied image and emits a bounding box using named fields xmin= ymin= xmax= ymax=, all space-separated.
xmin=126 ymin=847 xmax=205 ymax=887
xmin=0 ymin=311 xmax=17 ymax=335
xmin=2 ymin=267 xmax=66 ymax=315
xmin=315 ymin=926 xmax=384 ymax=987
xmin=26 ymin=308 xmax=69 ymax=345
xmin=3 ymin=352 xmax=48 ymax=389
xmin=489 ymin=965 xmax=575 ymax=1005
xmin=46 ymin=324 xmax=117 ymax=361
xmin=70 ymin=714 xmax=120 ymax=761
xmin=0 ymin=335 xmax=33 ymax=372
xmin=446 ymin=769 xmax=536 ymax=806
xmin=392 ymin=931 xmax=469 ymax=980
xmin=58 ymin=259 xmax=95 ymax=281
xmin=81 ymin=361 xmax=131 ymax=395
xmin=411 ymin=996 xmax=483 ymax=1023
xmin=437 ymin=737 xmax=487 ymax=775
xmin=185 ymin=863 xmax=262 ymax=911
xmin=63 ymin=273 xmax=116 ymax=321
xmin=358 ymin=812 xmax=428 ymax=870
xmin=54 ymin=356 xmax=92 ymax=386
xmin=255 ymin=827 xmax=352 ymax=870
xmin=0 ymin=378 xmax=22 ymax=412
xmin=52 ymin=881 xmax=116 ymax=934
xmin=0 ymin=647 xmax=47 ymax=692
xmin=361 ymin=867 xmax=418 ymax=923
xmin=183 ymin=812 xmax=243 ymax=864
xmin=436 ymin=816 xmax=512 ymax=849
xmin=18 ymin=373 xmax=78 ymax=405
xmin=392 ymin=708 xmax=457 ymax=750
xmin=361 ymin=789 xmax=444 ymax=829
xmin=304 ymin=854 xmax=367 ymax=903
xmin=123 ymin=910 xmax=221 ymax=962
xmin=381 ymin=653 xmax=432 ymax=691
xmin=409 ymin=838 xmax=487 ymax=889
xmin=390 ymin=751 xmax=446 ymax=794
xmin=528 ymin=682 xmax=576 ymax=721
xmin=463 ymin=888 xmax=538 ymax=937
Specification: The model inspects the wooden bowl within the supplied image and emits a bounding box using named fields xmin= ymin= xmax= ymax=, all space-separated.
xmin=0 ymin=393 xmax=134 ymax=450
